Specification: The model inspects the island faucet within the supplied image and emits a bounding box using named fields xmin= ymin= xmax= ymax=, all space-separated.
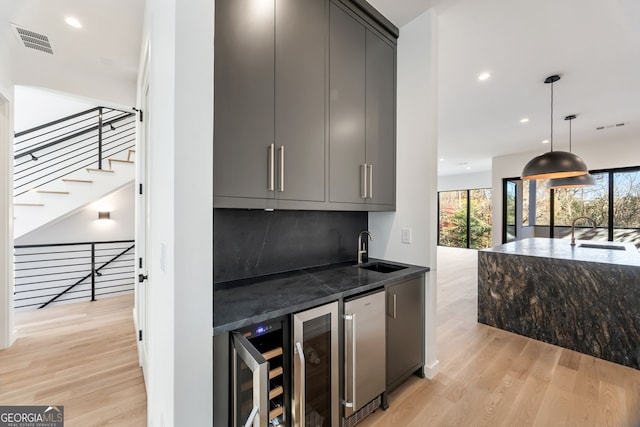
xmin=570 ymin=216 xmax=596 ymax=246
xmin=357 ymin=231 xmax=374 ymax=264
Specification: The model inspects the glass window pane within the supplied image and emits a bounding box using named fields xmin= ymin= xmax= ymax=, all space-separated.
xmin=505 ymin=181 xmax=517 ymax=242
xmin=470 ymin=188 xmax=492 ymax=249
xmin=438 ymin=190 xmax=468 ymax=248
xmin=554 ymin=172 xmax=609 ymax=242
xmin=613 ymin=169 xmax=640 ymax=247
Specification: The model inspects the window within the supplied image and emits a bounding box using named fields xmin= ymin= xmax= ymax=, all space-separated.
xmin=438 ymin=188 xmax=492 ymax=249
xmin=503 ymin=166 xmax=640 ymax=248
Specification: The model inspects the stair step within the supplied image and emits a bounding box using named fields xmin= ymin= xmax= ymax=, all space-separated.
xmin=33 ymin=190 xmax=70 ymax=195
xmin=86 ymin=168 xmax=114 ymax=173
xmin=15 ymin=203 xmax=45 ymax=207
xmin=127 ymin=149 xmax=136 ymax=161
xmin=108 ymin=159 xmax=134 ymax=169
xmin=62 ymin=179 xmax=94 ymax=183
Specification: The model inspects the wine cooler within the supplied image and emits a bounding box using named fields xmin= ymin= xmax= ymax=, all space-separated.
xmin=232 ymin=316 xmax=290 ymax=426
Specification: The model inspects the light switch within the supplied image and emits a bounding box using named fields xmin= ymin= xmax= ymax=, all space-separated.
xmin=401 ymin=227 xmax=412 ymax=244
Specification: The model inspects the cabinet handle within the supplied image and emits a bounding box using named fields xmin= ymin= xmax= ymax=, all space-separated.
xmin=392 ymin=293 xmax=397 ymax=319
xmin=295 ymin=341 xmax=306 ymax=427
xmin=268 ymin=144 xmax=275 ymax=191
xmin=367 ymin=164 xmax=373 ymax=199
xmin=279 ymin=145 xmax=285 ymax=192
xmin=361 ymin=164 xmax=367 ymax=199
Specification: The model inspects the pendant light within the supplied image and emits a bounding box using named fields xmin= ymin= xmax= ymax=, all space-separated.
xmin=547 ymin=115 xmax=596 ymax=189
xmin=521 ymin=75 xmax=589 ymax=180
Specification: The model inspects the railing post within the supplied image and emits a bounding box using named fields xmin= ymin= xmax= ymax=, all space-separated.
xmin=91 ymin=243 xmax=96 ymax=302
xmin=98 ymin=107 xmax=103 ymax=170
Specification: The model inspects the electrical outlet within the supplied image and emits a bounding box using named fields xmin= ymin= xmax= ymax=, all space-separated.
xmin=401 ymin=227 xmax=412 ymax=244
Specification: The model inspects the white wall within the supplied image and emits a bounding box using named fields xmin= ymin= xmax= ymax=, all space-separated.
xmin=368 ymin=10 xmax=439 ymax=378
xmin=14 ymin=86 xmax=97 ymax=133
xmin=438 ymin=170 xmax=491 ymax=191
xmin=0 ymin=2 xmax=16 ymax=349
xmin=141 ymin=0 xmax=213 ymax=425
xmin=15 ymin=183 xmax=134 ymax=246
xmin=491 ymin=134 xmax=640 ymax=246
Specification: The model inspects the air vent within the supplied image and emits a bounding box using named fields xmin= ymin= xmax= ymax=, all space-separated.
xmin=596 ymin=122 xmax=626 ymax=130
xmin=11 ymin=24 xmax=53 ymax=54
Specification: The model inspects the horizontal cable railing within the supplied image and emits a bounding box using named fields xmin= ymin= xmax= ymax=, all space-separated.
xmin=14 ymin=107 xmax=136 ymax=196
xmin=14 ymin=240 xmax=135 ymax=310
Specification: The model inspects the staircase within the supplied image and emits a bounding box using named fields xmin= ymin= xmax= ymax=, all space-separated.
xmin=13 ymin=107 xmax=136 ymax=238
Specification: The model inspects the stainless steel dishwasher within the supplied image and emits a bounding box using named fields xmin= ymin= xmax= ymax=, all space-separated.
xmin=343 ymin=290 xmax=386 ymax=426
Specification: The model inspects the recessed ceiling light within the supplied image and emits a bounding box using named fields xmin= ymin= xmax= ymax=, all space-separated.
xmin=520 ymin=118 xmax=529 ymax=123
xmin=465 ymin=166 xmax=472 ymax=170
xmin=65 ymin=16 xmax=82 ymax=29
xmin=439 ymin=158 xmax=444 ymax=162
xmin=478 ymin=72 xmax=490 ymax=81
xmin=542 ymin=139 xmax=550 ymax=144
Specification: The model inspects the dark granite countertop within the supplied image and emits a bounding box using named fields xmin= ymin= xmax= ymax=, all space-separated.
xmin=213 ymin=259 xmax=429 ymax=335
xmin=482 ymin=237 xmax=640 ymax=267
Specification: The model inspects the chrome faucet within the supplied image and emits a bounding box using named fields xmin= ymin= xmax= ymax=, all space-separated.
xmin=570 ymin=216 xmax=596 ymax=246
xmin=357 ymin=231 xmax=374 ymax=264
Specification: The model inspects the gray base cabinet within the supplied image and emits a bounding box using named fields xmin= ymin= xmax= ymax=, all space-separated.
xmin=386 ymin=276 xmax=425 ymax=390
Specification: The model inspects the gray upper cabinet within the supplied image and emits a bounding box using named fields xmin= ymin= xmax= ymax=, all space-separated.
xmin=215 ymin=0 xmax=396 ymax=211
xmin=214 ymin=0 xmax=326 ymax=206
xmin=329 ymin=2 xmax=366 ymax=204
xmin=329 ymin=2 xmax=396 ymax=209
xmin=365 ymin=30 xmax=396 ymax=207
xmin=275 ymin=0 xmax=326 ymax=203
xmin=214 ymin=0 xmax=275 ymax=201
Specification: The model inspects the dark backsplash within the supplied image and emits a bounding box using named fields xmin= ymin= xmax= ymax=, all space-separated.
xmin=214 ymin=209 xmax=367 ymax=283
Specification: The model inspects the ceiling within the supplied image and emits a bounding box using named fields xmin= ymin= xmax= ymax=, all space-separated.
xmin=3 ymin=0 xmax=639 ymax=177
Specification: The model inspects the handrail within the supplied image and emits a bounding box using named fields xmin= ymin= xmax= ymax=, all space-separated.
xmin=14 ymin=240 xmax=135 ymax=310
xmin=14 ymin=107 xmax=101 ymax=138
xmin=14 ymin=112 xmax=134 ymax=160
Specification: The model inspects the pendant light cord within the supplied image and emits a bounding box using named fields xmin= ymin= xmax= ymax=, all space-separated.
xmin=569 ymin=117 xmax=572 ymax=152
xmin=550 ymin=81 xmax=554 ymax=152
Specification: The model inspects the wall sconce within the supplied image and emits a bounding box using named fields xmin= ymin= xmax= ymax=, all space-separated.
xmin=98 ymin=211 xmax=111 ymax=220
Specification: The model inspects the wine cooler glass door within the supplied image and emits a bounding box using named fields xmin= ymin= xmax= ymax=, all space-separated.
xmin=292 ymin=301 xmax=339 ymax=427
xmin=232 ymin=332 xmax=269 ymax=427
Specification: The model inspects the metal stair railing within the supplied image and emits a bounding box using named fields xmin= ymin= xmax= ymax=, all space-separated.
xmin=13 ymin=240 xmax=135 ymax=310
xmin=13 ymin=107 xmax=136 ymax=196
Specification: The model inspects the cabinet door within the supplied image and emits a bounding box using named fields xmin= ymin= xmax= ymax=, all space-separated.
xmin=275 ymin=0 xmax=326 ymax=202
xmin=329 ymin=3 xmax=366 ymax=204
xmin=365 ymin=30 xmax=396 ymax=207
xmin=214 ymin=0 xmax=275 ymax=200
xmin=387 ymin=277 xmax=425 ymax=390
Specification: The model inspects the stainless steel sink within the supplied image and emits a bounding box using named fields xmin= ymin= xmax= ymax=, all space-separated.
xmin=357 ymin=262 xmax=407 ymax=273
xmin=577 ymin=243 xmax=626 ymax=251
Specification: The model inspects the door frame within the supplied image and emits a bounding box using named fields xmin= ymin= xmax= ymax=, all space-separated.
xmin=134 ymin=42 xmax=150 ymax=381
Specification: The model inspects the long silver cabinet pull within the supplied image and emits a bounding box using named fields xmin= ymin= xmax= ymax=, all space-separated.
xmin=279 ymin=145 xmax=285 ymax=192
xmin=392 ymin=293 xmax=397 ymax=319
xmin=361 ymin=164 xmax=367 ymax=199
xmin=295 ymin=341 xmax=306 ymax=427
xmin=367 ymin=164 xmax=373 ymax=199
xmin=268 ymin=144 xmax=275 ymax=191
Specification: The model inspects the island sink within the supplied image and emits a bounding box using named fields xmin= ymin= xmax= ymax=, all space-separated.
xmin=578 ymin=243 xmax=626 ymax=251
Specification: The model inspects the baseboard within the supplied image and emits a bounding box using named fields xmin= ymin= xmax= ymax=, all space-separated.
xmin=424 ymin=359 xmax=440 ymax=379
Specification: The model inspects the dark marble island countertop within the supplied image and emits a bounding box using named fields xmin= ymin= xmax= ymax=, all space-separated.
xmin=483 ymin=237 xmax=640 ymax=267
xmin=213 ymin=259 xmax=429 ymax=335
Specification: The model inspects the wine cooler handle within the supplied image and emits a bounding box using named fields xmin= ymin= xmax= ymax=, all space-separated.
xmin=244 ymin=405 xmax=259 ymax=427
xmin=296 ymin=341 xmax=306 ymax=427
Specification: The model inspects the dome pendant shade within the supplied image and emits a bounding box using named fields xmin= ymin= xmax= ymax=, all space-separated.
xmin=547 ymin=173 xmax=596 ymax=189
xmin=521 ymin=150 xmax=589 ymax=180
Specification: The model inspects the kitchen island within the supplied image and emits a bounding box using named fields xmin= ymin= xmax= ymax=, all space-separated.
xmin=478 ymin=238 xmax=640 ymax=369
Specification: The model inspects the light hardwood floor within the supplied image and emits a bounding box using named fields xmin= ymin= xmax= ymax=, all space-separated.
xmin=360 ymin=246 xmax=640 ymax=427
xmin=0 ymin=294 xmax=146 ymax=426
